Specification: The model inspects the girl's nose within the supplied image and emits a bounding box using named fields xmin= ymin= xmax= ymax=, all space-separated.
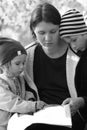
xmin=20 ymin=64 xmax=24 ymax=70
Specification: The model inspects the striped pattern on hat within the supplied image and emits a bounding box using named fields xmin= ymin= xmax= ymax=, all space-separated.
xmin=59 ymin=9 xmax=87 ymax=38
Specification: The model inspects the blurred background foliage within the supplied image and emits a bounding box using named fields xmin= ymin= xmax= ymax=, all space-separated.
xmin=0 ymin=0 xmax=87 ymax=46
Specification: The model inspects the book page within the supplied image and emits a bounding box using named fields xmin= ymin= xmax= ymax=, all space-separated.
xmin=7 ymin=104 xmax=72 ymax=130
xmin=33 ymin=104 xmax=72 ymax=127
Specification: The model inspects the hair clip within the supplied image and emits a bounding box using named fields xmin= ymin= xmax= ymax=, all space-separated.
xmin=17 ymin=51 xmax=21 ymax=55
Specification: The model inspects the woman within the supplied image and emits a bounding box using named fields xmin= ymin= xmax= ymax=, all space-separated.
xmin=25 ymin=3 xmax=87 ymax=130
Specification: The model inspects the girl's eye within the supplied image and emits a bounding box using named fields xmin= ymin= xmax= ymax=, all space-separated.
xmin=15 ymin=62 xmax=20 ymax=65
xmin=23 ymin=61 xmax=25 ymax=65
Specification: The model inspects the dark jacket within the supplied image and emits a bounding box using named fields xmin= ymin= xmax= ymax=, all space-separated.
xmin=75 ymin=49 xmax=87 ymax=121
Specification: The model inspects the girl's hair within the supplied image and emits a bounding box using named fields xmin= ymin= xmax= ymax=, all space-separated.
xmin=0 ymin=37 xmax=27 ymax=66
xmin=30 ymin=2 xmax=61 ymax=38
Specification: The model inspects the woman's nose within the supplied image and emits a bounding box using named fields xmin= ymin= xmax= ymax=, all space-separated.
xmin=45 ymin=33 xmax=52 ymax=41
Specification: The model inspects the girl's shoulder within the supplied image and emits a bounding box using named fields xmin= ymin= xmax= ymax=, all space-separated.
xmin=0 ymin=77 xmax=10 ymax=90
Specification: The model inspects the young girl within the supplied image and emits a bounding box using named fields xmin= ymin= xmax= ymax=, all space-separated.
xmin=0 ymin=37 xmax=46 ymax=130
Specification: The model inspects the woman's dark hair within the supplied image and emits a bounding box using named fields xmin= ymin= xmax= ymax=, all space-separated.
xmin=30 ymin=2 xmax=61 ymax=38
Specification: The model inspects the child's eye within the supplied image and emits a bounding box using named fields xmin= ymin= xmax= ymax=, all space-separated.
xmin=15 ymin=62 xmax=20 ymax=65
xmin=72 ymin=39 xmax=77 ymax=42
xmin=23 ymin=62 xmax=25 ymax=65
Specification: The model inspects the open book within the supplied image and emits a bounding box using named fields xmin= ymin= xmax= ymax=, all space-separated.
xmin=7 ymin=104 xmax=72 ymax=130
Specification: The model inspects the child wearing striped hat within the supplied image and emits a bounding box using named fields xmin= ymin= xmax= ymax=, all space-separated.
xmin=60 ymin=9 xmax=87 ymax=130
xmin=59 ymin=9 xmax=87 ymax=56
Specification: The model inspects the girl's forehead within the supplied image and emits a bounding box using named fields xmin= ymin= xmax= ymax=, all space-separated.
xmin=12 ymin=54 xmax=26 ymax=62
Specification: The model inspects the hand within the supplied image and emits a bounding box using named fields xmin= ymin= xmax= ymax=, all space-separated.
xmin=35 ymin=101 xmax=47 ymax=112
xmin=62 ymin=97 xmax=85 ymax=116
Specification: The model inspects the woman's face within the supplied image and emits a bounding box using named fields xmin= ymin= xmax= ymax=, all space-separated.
xmin=34 ymin=21 xmax=59 ymax=49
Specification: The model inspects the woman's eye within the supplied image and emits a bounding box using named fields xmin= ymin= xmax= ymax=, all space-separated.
xmin=38 ymin=31 xmax=45 ymax=35
xmin=50 ymin=30 xmax=57 ymax=33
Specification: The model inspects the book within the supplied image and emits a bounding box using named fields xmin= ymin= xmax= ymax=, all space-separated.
xmin=7 ymin=104 xmax=72 ymax=130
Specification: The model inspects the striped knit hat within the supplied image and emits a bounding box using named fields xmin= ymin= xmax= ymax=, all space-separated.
xmin=59 ymin=9 xmax=87 ymax=38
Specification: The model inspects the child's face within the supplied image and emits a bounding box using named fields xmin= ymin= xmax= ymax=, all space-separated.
xmin=5 ymin=54 xmax=26 ymax=77
xmin=63 ymin=34 xmax=87 ymax=52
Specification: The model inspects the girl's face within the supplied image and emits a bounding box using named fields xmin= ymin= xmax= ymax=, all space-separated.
xmin=4 ymin=54 xmax=26 ymax=77
xmin=34 ymin=21 xmax=59 ymax=49
xmin=63 ymin=34 xmax=87 ymax=52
